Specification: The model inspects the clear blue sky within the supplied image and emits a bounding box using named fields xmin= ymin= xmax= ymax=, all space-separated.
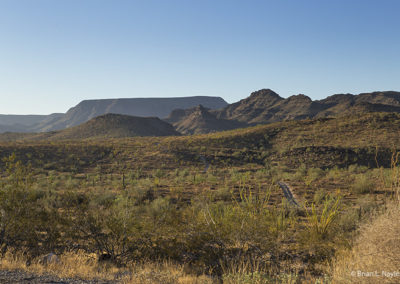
xmin=1 ymin=0 xmax=399 ymax=114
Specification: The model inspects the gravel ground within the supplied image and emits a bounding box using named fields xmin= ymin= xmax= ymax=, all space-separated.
xmin=0 ymin=270 xmax=119 ymax=284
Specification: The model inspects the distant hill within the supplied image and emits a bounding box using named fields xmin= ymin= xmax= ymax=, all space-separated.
xmin=0 ymin=123 xmax=33 ymax=133
xmin=168 ymin=89 xmax=400 ymax=134
xmin=43 ymin=113 xmax=180 ymax=140
xmin=6 ymin=114 xmax=180 ymax=141
xmin=0 ymin=114 xmax=64 ymax=133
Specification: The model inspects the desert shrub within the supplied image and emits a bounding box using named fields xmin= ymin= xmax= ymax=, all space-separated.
xmin=172 ymin=168 xmax=180 ymax=177
xmin=355 ymin=196 xmax=381 ymax=218
xmin=308 ymin=168 xmax=325 ymax=180
xmin=293 ymin=164 xmax=307 ymax=180
xmin=335 ymin=208 xmax=360 ymax=233
xmin=254 ymin=168 xmax=268 ymax=180
xmin=193 ymin=174 xmax=206 ymax=185
xmin=136 ymin=177 xmax=153 ymax=189
xmin=206 ymin=172 xmax=218 ymax=184
xmin=68 ymin=192 xmax=140 ymax=264
xmin=232 ymin=150 xmax=242 ymax=160
xmin=304 ymin=168 xmax=325 ymax=187
xmin=214 ymin=185 xmax=232 ymax=201
xmin=145 ymin=197 xmax=172 ymax=226
xmin=0 ymin=154 xmax=65 ymax=256
xmin=229 ymin=169 xmax=240 ymax=183
xmin=65 ymin=176 xmax=80 ymax=190
xmin=279 ymin=171 xmax=295 ymax=181
xmin=179 ymin=168 xmax=190 ymax=178
xmin=0 ymin=186 xmax=62 ymax=256
xmin=128 ymin=168 xmax=142 ymax=181
xmin=266 ymin=165 xmax=290 ymax=182
xmin=352 ymin=174 xmax=375 ymax=194
xmin=375 ymin=166 xmax=400 ymax=194
xmin=325 ymin=166 xmax=342 ymax=180
xmin=153 ymin=169 xmax=165 ymax=179
xmin=90 ymin=189 xmax=116 ymax=207
xmin=206 ymin=188 xmax=280 ymax=250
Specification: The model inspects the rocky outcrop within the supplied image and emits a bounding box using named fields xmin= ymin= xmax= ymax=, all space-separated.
xmin=166 ymin=105 xmax=246 ymax=135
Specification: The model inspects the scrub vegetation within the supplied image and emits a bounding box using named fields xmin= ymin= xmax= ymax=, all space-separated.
xmin=0 ymin=112 xmax=399 ymax=283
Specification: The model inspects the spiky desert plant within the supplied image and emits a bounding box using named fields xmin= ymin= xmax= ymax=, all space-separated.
xmin=305 ymin=194 xmax=342 ymax=239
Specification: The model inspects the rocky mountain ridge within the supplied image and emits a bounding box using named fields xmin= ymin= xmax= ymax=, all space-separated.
xmin=168 ymin=89 xmax=400 ymax=134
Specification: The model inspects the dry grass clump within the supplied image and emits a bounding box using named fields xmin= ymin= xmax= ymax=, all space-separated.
xmin=127 ymin=261 xmax=214 ymax=284
xmin=0 ymin=250 xmax=118 ymax=280
xmin=220 ymin=256 xmax=299 ymax=284
xmin=351 ymin=174 xmax=375 ymax=194
xmin=332 ymin=201 xmax=400 ymax=283
xmin=0 ymin=251 xmax=214 ymax=284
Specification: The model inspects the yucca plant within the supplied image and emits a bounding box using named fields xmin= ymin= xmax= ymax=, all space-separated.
xmin=305 ymin=194 xmax=342 ymax=239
